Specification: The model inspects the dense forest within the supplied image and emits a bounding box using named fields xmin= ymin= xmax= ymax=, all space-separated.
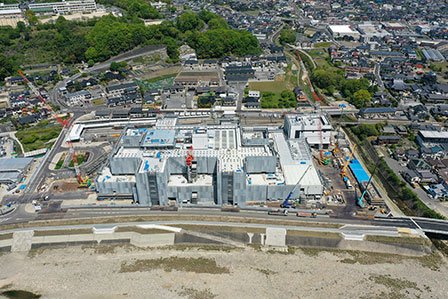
xmin=0 ymin=9 xmax=261 ymax=81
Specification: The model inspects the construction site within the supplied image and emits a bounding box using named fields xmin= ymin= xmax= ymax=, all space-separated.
xmin=88 ymin=113 xmax=388 ymax=216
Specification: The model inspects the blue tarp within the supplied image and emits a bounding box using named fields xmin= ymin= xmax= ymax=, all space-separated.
xmin=349 ymin=159 xmax=370 ymax=184
xmin=18 ymin=184 xmax=26 ymax=190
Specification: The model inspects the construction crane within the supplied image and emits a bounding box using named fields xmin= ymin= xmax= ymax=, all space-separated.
xmin=185 ymin=146 xmax=197 ymax=183
xmin=340 ymin=145 xmax=357 ymax=177
xmin=281 ymin=165 xmax=312 ymax=208
xmin=186 ymin=146 xmax=194 ymax=167
xmin=17 ymin=69 xmax=70 ymax=127
xmin=357 ymin=162 xmax=379 ymax=208
xmin=68 ymin=142 xmax=91 ymax=188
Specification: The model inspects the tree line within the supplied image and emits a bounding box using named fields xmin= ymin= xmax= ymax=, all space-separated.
xmin=311 ymin=68 xmax=377 ymax=108
xmin=0 ymin=10 xmax=261 ymax=81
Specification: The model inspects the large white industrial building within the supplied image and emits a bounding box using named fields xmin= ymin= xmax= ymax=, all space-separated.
xmin=328 ymin=25 xmax=361 ymax=39
xmin=29 ymin=0 xmax=97 ymax=15
xmin=95 ymin=114 xmax=329 ymax=206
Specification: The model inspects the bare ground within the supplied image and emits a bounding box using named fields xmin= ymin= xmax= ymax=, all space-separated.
xmin=0 ymin=244 xmax=447 ymax=299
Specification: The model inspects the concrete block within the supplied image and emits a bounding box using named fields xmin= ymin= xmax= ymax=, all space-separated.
xmin=265 ymin=227 xmax=286 ymax=247
xmin=130 ymin=233 xmax=175 ymax=248
xmin=11 ymin=230 xmax=34 ymax=252
xmin=0 ymin=239 xmax=12 ymax=249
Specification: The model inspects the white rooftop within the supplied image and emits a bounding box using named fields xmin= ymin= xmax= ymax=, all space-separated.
xmin=420 ymin=130 xmax=448 ymax=139
xmin=168 ymin=174 xmax=213 ymax=186
xmin=329 ymin=25 xmax=358 ymax=34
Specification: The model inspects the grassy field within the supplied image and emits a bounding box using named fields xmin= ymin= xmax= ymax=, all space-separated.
xmin=248 ymin=63 xmax=299 ymax=109
xmin=137 ymin=74 xmax=176 ymax=92
xmin=120 ymin=257 xmax=230 ymax=274
xmin=68 ymin=153 xmax=88 ymax=167
xmin=54 ymin=153 xmax=66 ymax=170
xmin=15 ymin=120 xmax=62 ymax=152
xmin=92 ymin=98 xmax=105 ymax=106
xmin=313 ymin=42 xmax=334 ymax=48
xmin=307 ymin=48 xmax=335 ymax=70
xmin=248 ymin=80 xmax=289 ymax=93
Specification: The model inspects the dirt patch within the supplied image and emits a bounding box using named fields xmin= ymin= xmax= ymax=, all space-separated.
xmin=162 ymin=244 xmax=238 ymax=252
xmin=368 ymin=274 xmax=421 ymax=298
xmin=338 ymin=250 xmax=443 ymax=270
xmin=33 ymin=229 xmax=92 ymax=236
xmin=0 ymin=290 xmax=41 ymax=299
xmin=254 ymin=268 xmax=278 ymax=276
xmin=81 ymin=243 xmax=141 ymax=255
xmin=1 ymin=245 xmax=447 ymax=298
xmin=177 ymin=225 xmax=264 ymax=234
xmin=0 ymin=214 xmax=342 ymax=231
xmin=365 ymin=235 xmax=430 ymax=246
xmin=51 ymin=181 xmax=79 ymax=193
xmin=177 ymin=287 xmax=216 ymax=299
xmin=115 ymin=227 xmax=170 ymax=234
xmin=287 ymin=230 xmax=341 ymax=239
xmin=120 ymin=257 xmax=230 ymax=274
xmin=0 ymin=233 xmax=12 ymax=240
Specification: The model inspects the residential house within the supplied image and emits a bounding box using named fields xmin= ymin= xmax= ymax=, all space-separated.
xmin=407 ymin=105 xmax=429 ymax=122
xmin=376 ymin=135 xmax=401 ymax=145
xmin=401 ymin=169 xmax=421 ymax=185
xmin=358 ymin=107 xmax=397 ymax=118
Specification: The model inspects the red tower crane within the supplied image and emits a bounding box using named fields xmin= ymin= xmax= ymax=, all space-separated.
xmin=17 ymin=69 xmax=70 ymax=127
xmin=186 ymin=146 xmax=194 ymax=167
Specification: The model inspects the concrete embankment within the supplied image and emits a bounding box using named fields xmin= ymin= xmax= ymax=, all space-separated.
xmin=0 ymin=223 xmax=433 ymax=257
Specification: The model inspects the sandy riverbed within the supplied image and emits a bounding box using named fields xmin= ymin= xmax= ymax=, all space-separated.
xmin=0 ymin=244 xmax=447 ymax=299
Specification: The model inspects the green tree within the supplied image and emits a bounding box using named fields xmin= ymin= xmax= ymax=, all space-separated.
xmin=25 ymin=10 xmax=38 ymax=26
xmin=176 ymin=12 xmax=204 ymax=32
xmin=0 ymin=54 xmax=18 ymax=81
xmin=279 ymin=28 xmax=296 ymax=45
xmin=352 ymin=89 xmax=372 ymax=108
xmin=110 ymin=61 xmax=127 ymax=72
xmin=208 ymin=17 xmax=229 ymax=30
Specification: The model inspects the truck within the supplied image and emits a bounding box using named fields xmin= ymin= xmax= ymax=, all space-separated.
xmin=296 ymin=211 xmax=317 ymax=218
xmin=343 ymin=176 xmax=353 ymax=189
xmin=221 ymin=205 xmax=240 ymax=212
xmin=268 ymin=209 xmax=289 ymax=216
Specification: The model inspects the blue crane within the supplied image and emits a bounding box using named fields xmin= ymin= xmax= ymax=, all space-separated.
xmin=281 ymin=165 xmax=312 ymax=208
xmin=357 ymin=162 xmax=379 ymax=208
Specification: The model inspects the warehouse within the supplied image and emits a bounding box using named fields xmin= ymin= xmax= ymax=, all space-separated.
xmin=28 ymin=0 xmax=97 ymax=15
xmin=0 ymin=158 xmax=33 ymax=185
xmin=328 ymin=25 xmax=361 ymax=39
xmin=96 ymin=116 xmax=324 ymax=206
xmin=283 ymin=114 xmax=332 ymax=149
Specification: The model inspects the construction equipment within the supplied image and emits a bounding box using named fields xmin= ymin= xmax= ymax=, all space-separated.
xmin=340 ymin=145 xmax=357 ymax=177
xmin=17 ymin=70 xmax=70 ymax=127
xmin=268 ymin=209 xmax=289 ymax=216
xmin=185 ymin=146 xmax=197 ymax=183
xmin=280 ymin=165 xmax=312 ymax=208
xmin=68 ymin=142 xmax=92 ymax=188
xmin=357 ymin=162 xmax=379 ymax=208
xmin=221 ymin=205 xmax=240 ymax=212
xmin=296 ymin=211 xmax=317 ymax=218
xmin=321 ymin=151 xmax=332 ymax=165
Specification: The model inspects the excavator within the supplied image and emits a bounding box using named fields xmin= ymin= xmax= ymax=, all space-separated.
xmin=280 ymin=165 xmax=312 ymax=208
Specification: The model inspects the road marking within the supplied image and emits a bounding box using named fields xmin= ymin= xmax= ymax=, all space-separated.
xmin=0 ymin=217 xmax=10 ymax=223
xmin=409 ymin=217 xmax=422 ymax=230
